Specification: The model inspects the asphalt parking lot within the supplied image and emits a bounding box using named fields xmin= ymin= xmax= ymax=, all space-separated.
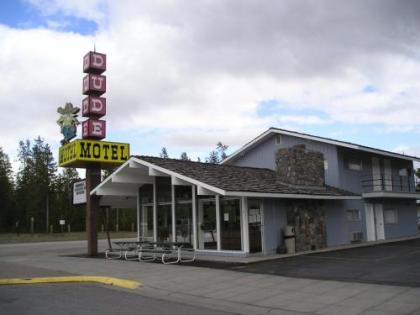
xmin=0 ymin=261 xmax=234 ymax=315
xmin=227 ymin=238 xmax=420 ymax=287
xmin=2 ymin=239 xmax=420 ymax=314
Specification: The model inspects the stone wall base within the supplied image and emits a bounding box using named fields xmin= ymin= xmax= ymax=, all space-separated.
xmin=286 ymin=200 xmax=327 ymax=252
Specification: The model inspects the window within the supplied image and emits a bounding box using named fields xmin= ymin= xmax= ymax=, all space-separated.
xmin=384 ymin=209 xmax=398 ymax=224
xmin=220 ymin=199 xmax=242 ymax=251
xmin=398 ymin=168 xmax=408 ymax=176
xmin=275 ymin=134 xmax=282 ymax=145
xmin=346 ymin=209 xmax=361 ymax=221
xmin=324 ymin=160 xmax=329 ymax=170
xmin=198 ymin=199 xmax=217 ymax=250
xmin=345 ymin=158 xmax=362 ymax=171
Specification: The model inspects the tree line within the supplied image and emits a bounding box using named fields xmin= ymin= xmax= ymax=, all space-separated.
xmin=160 ymin=142 xmax=228 ymax=163
xmin=0 ymin=138 xmax=229 ymax=233
xmin=0 ymin=137 xmax=84 ymax=233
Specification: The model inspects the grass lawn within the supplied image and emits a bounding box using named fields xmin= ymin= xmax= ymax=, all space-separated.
xmin=0 ymin=231 xmax=137 ymax=244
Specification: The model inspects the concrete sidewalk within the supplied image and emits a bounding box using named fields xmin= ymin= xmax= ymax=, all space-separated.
xmin=1 ymin=240 xmax=420 ymax=315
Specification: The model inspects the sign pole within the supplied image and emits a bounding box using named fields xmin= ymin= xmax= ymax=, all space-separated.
xmin=57 ymin=50 xmax=129 ymax=257
xmin=86 ymin=166 xmax=101 ymax=256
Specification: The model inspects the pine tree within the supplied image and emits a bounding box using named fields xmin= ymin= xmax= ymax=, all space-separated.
xmin=206 ymin=142 xmax=229 ymax=164
xmin=15 ymin=137 xmax=57 ymax=232
xmin=55 ymin=168 xmax=83 ymax=231
xmin=216 ymin=142 xmax=229 ymax=161
xmin=15 ymin=140 xmax=34 ymax=230
xmin=0 ymin=147 xmax=15 ymax=231
xmin=180 ymin=152 xmax=190 ymax=161
xmin=206 ymin=150 xmax=219 ymax=164
xmin=160 ymin=147 xmax=169 ymax=158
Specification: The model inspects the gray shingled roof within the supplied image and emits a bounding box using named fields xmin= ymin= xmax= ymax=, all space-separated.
xmin=137 ymin=156 xmax=359 ymax=197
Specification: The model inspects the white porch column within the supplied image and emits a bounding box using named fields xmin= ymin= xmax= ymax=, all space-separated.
xmin=136 ymin=188 xmax=141 ymax=241
xmin=171 ymin=184 xmax=176 ymax=242
xmin=153 ymin=177 xmax=157 ymax=242
xmin=192 ymin=185 xmax=197 ymax=249
xmin=215 ymin=195 xmax=221 ymax=251
xmin=241 ymin=196 xmax=249 ymax=254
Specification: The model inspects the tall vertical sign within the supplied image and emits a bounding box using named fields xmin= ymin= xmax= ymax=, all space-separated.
xmin=58 ymin=51 xmax=130 ymax=256
xmin=82 ymin=51 xmax=107 ymax=140
xmin=82 ymin=51 xmax=106 ymax=256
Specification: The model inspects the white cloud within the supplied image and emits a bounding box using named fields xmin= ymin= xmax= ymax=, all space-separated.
xmin=1 ymin=0 xmax=420 ymax=171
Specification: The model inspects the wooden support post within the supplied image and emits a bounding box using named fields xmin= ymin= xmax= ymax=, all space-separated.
xmin=192 ymin=185 xmax=197 ymax=249
xmin=153 ymin=177 xmax=157 ymax=242
xmin=171 ymin=184 xmax=176 ymax=242
xmin=215 ymin=195 xmax=221 ymax=251
xmin=241 ymin=197 xmax=249 ymax=254
xmin=86 ymin=167 xmax=101 ymax=256
xmin=137 ymin=188 xmax=141 ymax=241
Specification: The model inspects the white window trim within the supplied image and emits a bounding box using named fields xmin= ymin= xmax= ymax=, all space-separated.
xmin=346 ymin=159 xmax=363 ymax=171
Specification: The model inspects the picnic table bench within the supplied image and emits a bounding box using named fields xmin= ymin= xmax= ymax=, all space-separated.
xmin=105 ymin=241 xmax=195 ymax=264
xmin=137 ymin=242 xmax=195 ymax=264
xmin=105 ymin=241 xmax=142 ymax=260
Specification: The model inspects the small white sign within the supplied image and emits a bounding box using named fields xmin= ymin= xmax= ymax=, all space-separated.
xmin=59 ymin=220 xmax=66 ymax=225
xmin=224 ymin=213 xmax=229 ymax=221
xmin=73 ymin=180 xmax=87 ymax=205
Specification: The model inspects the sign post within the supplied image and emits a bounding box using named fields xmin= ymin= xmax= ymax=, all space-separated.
xmin=86 ymin=166 xmax=101 ymax=255
xmin=57 ymin=51 xmax=130 ymax=256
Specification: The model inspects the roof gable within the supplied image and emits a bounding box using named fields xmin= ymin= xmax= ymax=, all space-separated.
xmin=223 ymin=127 xmax=420 ymax=164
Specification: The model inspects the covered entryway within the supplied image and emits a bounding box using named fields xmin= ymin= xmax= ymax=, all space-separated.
xmin=91 ymin=156 xmax=360 ymax=258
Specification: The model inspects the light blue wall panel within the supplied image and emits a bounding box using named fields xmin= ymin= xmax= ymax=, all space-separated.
xmin=262 ymin=198 xmax=287 ymax=254
xmin=383 ymin=199 xmax=418 ymax=239
xmin=232 ymin=134 xmax=340 ymax=186
xmin=325 ymin=199 xmax=366 ymax=247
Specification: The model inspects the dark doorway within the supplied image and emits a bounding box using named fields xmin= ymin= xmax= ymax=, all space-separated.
xmin=248 ymin=199 xmax=262 ymax=253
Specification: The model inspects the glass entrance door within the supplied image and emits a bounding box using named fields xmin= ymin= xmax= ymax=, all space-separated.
xmin=220 ymin=199 xmax=242 ymax=250
xmin=248 ymin=200 xmax=263 ymax=253
xmin=198 ymin=199 xmax=217 ymax=250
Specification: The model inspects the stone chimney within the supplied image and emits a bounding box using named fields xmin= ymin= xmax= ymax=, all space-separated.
xmin=275 ymin=144 xmax=325 ymax=187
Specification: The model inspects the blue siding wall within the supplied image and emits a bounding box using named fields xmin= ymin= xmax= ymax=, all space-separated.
xmin=232 ymin=133 xmax=415 ymax=194
xmin=336 ymin=148 xmax=415 ymax=194
xmin=262 ymin=198 xmax=287 ymax=254
xmin=262 ymin=197 xmax=417 ymax=251
xmin=232 ymin=132 xmax=418 ymax=249
xmin=384 ymin=200 xmax=418 ymax=239
xmin=336 ymin=148 xmax=370 ymax=194
xmin=325 ymin=200 xmax=366 ymax=247
xmin=233 ymin=134 xmax=340 ymax=186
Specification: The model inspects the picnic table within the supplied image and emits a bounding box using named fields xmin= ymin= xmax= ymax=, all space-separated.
xmin=105 ymin=241 xmax=195 ymax=264
xmin=105 ymin=241 xmax=143 ymax=260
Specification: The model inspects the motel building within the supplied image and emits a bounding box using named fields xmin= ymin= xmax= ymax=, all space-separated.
xmin=92 ymin=128 xmax=420 ymax=257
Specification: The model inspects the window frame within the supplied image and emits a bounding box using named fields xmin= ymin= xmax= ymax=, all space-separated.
xmin=346 ymin=209 xmax=361 ymax=222
xmin=345 ymin=158 xmax=363 ymax=171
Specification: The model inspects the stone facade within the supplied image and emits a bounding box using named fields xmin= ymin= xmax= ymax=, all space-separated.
xmin=275 ymin=144 xmax=325 ymax=187
xmin=286 ymin=200 xmax=327 ymax=252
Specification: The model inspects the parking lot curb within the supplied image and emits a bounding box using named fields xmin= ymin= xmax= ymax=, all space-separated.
xmin=0 ymin=276 xmax=141 ymax=289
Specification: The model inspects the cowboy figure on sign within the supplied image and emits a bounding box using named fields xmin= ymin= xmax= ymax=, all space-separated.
xmin=57 ymin=102 xmax=80 ymax=145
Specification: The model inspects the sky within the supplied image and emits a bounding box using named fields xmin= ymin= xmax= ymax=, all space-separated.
xmin=1 ymin=0 xmax=420 ymax=173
